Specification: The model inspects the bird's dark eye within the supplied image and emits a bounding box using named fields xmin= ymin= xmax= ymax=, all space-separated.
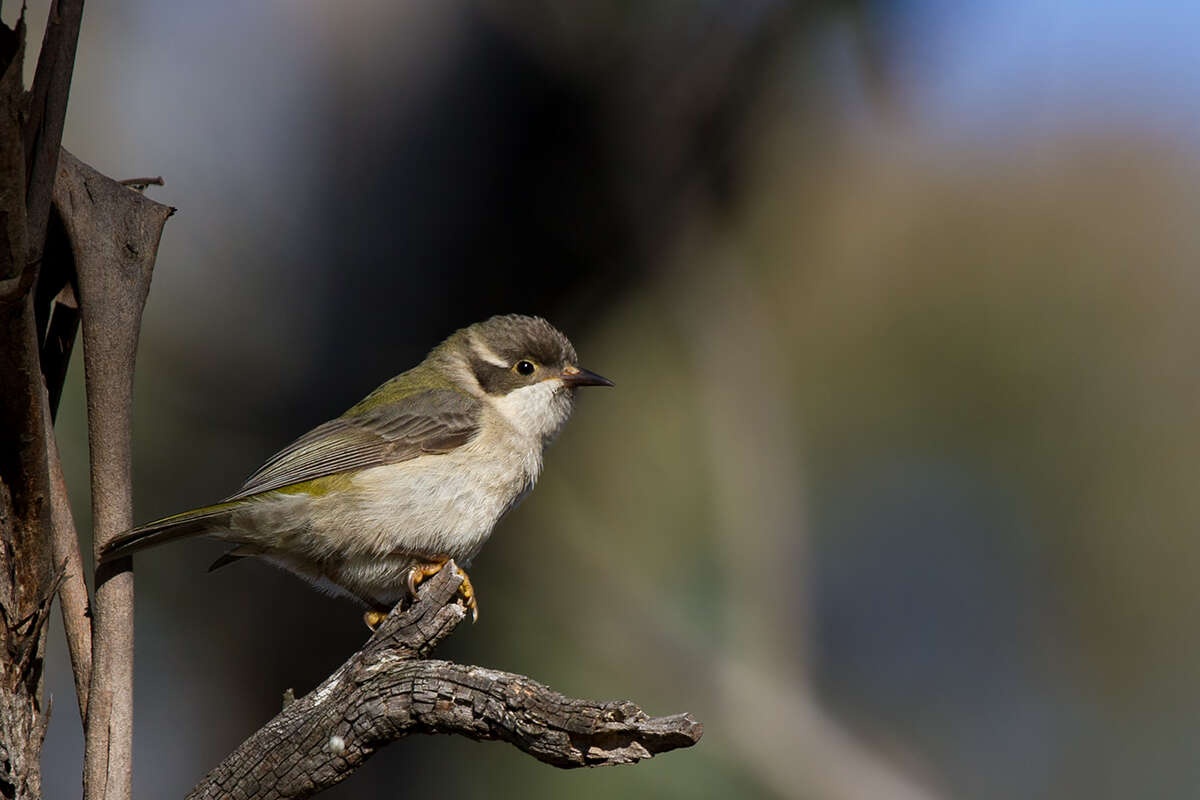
xmin=515 ymin=360 xmax=535 ymax=376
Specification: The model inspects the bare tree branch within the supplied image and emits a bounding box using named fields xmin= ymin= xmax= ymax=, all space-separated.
xmin=188 ymin=563 xmax=702 ymax=800
xmin=44 ymin=388 xmax=91 ymax=721
xmin=42 ymin=152 xmax=169 ymax=728
xmin=22 ymin=0 xmax=85 ymax=272
xmin=53 ymin=149 xmax=173 ymax=800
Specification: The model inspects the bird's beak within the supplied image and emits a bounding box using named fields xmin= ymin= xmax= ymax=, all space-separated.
xmin=561 ymin=365 xmax=614 ymax=388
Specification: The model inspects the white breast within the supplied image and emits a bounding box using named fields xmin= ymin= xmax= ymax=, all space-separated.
xmin=306 ymin=405 xmax=546 ymax=565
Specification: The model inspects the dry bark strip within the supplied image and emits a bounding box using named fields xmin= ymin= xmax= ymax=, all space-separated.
xmin=188 ymin=564 xmax=702 ymax=800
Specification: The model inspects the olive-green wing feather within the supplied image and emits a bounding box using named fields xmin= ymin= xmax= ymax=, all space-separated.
xmin=223 ymin=387 xmax=481 ymax=501
xmin=99 ymin=386 xmax=481 ymax=564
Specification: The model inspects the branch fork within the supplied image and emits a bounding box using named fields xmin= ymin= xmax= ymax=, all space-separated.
xmin=187 ymin=563 xmax=703 ymax=800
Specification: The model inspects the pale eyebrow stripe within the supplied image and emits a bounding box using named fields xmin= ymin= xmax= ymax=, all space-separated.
xmin=471 ymin=335 xmax=510 ymax=368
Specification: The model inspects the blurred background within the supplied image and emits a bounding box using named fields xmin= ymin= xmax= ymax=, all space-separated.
xmin=10 ymin=0 xmax=1200 ymax=797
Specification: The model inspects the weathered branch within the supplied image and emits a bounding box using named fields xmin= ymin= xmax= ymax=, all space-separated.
xmin=0 ymin=12 xmax=57 ymax=799
xmin=43 ymin=387 xmax=90 ymax=720
xmin=42 ymin=151 xmax=169 ymax=725
xmin=188 ymin=563 xmax=702 ymax=800
xmin=54 ymin=149 xmax=172 ymax=800
xmin=22 ymin=0 xmax=85 ymax=270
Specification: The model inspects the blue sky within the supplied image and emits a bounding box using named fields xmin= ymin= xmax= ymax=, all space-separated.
xmin=896 ymin=1 xmax=1200 ymax=144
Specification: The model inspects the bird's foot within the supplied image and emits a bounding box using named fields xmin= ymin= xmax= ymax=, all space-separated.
xmin=363 ymin=609 xmax=389 ymax=630
xmin=407 ymin=557 xmax=478 ymax=623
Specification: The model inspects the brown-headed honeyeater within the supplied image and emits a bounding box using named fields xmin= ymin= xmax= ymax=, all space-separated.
xmin=99 ymin=315 xmax=613 ymax=627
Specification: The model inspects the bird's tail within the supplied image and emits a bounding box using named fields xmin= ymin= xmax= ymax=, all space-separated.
xmin=99 ymin=501 xmax=241 ymax=563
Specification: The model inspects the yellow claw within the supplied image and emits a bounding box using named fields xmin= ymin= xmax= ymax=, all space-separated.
xmin=363 ymin=609 xmax=389 ymax=630
xmin=406 ymin=557 xmax=479 ymax=623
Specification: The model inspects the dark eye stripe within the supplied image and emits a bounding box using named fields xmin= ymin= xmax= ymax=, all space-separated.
xmin=469 ymin=356 xmax=520 ymax=396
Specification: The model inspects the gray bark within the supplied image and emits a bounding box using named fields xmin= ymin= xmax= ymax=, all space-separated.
xmin=52 ymin=149 xmax=173 ymax=800
xmin=188 ymin=564 xmax=703 ymax=800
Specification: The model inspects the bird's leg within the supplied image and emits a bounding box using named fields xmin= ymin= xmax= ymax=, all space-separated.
xmin=407 ymin=557 xmax=478 ymax=622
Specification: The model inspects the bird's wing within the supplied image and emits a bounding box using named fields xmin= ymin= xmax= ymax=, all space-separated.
xmin=223 ymin=388 xmax=481 ymax=501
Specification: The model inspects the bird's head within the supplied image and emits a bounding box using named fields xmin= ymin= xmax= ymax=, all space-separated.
xmin=436 ymin=314 xmax=613 ymax=443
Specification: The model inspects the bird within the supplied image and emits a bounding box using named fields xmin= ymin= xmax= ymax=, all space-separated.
xmin=99 ymin=314 xmax=613 ymax=628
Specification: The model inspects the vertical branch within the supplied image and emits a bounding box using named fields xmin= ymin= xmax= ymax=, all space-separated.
xmin=55 ymin=150 xmax=173 ymax=800
xmin=44 ymin=395 xmax=91 ymax=720
xmin=22 ymin=0 xmax=85 ymax=267
xmin=0 ymin=12 xmax=57 ymax=800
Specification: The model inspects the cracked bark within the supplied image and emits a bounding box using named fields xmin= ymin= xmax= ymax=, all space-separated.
xmin=0 ymin=7 xmax=64 ymax=798
xmin=187 ymin=563 xmax=702 ymax=800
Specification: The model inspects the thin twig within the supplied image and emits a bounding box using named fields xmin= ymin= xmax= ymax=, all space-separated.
xmin=43 ymin=383 xmax=91 ymax=720
xmin=117 ymin=176 xmax=163 ymax=187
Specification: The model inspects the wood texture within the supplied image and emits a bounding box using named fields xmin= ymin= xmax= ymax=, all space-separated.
xmin=0 ymin=12 xmax=54 ymax=800
xmin=188 ymin=564 xmax=702 ymax=800
xmin=56 ymin=149 xmax=173 ymax=800
xmin=22 ymin=0 xmax=84 ymax=268
xmin=44 ymin=396 xmax=90 ymax=721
